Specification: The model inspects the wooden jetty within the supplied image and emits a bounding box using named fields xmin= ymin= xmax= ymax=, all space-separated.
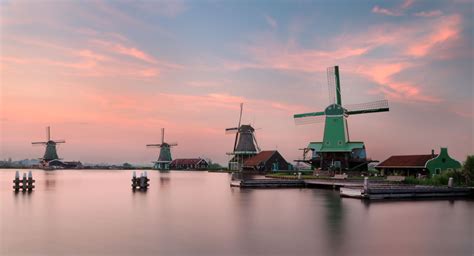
xmin=13 ymin=171 xmax=35 ymax=192
xmin=131 ymin=171 xmax=150 ymax=190
xmin=231 ymin=179 xmax=305 ymax=188
xmin=340 ymin=177 xmax=473 ymax=200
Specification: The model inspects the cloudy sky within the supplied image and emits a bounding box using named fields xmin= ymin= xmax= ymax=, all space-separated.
xmin=1 ymin=0 xmax=472 ymax=165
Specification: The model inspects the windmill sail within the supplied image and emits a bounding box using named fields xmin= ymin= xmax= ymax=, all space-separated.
xmin=327 ymin=67 xmax=337 ymax=105
xmin=345 ymin=100 xmax=389 ymax=115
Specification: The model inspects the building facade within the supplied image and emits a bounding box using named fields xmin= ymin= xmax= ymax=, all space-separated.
xmin=242 ymin=150 xmax=289 ymax=174
xmin=170 ymin=158 xmax=209 ymax=170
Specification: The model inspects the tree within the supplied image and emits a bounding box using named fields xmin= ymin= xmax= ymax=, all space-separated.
xmin=462 ymin=155 xmax=474 ymax=185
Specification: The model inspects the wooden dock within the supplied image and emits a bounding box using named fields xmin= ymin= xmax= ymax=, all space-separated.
xmin=231 ymin=179 xmax=305 ymax=188
xmin=340 ymin=185 xmax=473 ymax=200
xmin=231 ymin=176 xmax=474 ymax=200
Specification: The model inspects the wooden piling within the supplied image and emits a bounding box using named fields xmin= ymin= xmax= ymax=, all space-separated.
xmin=13 ymin=171 xmax=35 ymax=192
xmin=132 ymin=171 xmax=149 ymax=190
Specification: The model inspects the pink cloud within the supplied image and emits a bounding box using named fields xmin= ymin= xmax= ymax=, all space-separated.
xmin=91 ymin=39 xmax=157 ymax=64
xmin=407 ymin=15 xmax=461 ymax=57
xmin=372 ymin=6 xmax=402 ymax=16
xmin=264 ymin=14 xmax=278 ymax=29
xmin=357 ymin=63 xmax=441 ymax=103
xmin=401 ymin=0 xmax=415 ymax=9
xmin=228 ymin=15 xmax=463 ymax=103
xmin=1 ymin=33 xmax=185 ymax=79
xmin=372 ymin=0 xmax=414 ymax=16
xmin=414 ymin=10 xmax=443 ymax=17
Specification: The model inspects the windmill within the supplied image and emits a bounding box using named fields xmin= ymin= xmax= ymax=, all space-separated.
xmin=293 ymin=66 xmax=389 ymax=173
xmin=147 ymin=128 xmax=177 ymax=170
xmin=32 ymin=126 xmax=66 ymax=167
xmin=225 ymin=103 xmax=260 ymax=171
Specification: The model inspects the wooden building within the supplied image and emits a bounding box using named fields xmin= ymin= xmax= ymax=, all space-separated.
xmin=242 ymin=150 xmax=289 ymax=174
xmin=376 ymin=148 xmax=461 ymax=177
xmin=170 ymin=158 xmax=209 ymax=170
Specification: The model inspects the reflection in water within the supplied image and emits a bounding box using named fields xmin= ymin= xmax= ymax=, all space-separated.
xmin=159 ymin=176 xmax=170 ymax=186
xmin=323 ymin=191 xmax=345 ymax=256
xmin=0 ymin=170 xmax=473 ymax=256
xmin=44 ymin=171 xmax=58 ymax=190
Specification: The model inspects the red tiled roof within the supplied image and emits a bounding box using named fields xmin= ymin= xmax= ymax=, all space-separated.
xmin=171 ymin=158 xmax=205 ymax=165
xmin=243 ymin=151 xmax=277 ymax=166
xmin=376 ymin=155 xmax=436 ymax=168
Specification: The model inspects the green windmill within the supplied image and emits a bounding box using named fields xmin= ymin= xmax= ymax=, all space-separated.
xmin=294 ymin=66 xmax=389 ymax=172
xmin=147 ymin=128 xmax=177 ymax=171
xmin=32 ymin=126 xmax=66 ymax=166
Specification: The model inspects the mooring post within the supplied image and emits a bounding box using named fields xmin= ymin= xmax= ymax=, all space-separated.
xmin=22 ymin=173 xmax=27 ymax=191
xmin=13 ymin=171 xmax=20 ymax=191
xmin=139 ymin=172 xmax=146 ymax=189
xmin=27 ymin=171 xmax=34 ymax=191
xmin=131 ymin=171 xmax=137 ymax=189
xmin=448 ymin=177 xmax=453 ymax=188
xmin=363 ymin=177 xmax=369 ymax=192
xmin=144 ymin=171 xmax=149 ymax=189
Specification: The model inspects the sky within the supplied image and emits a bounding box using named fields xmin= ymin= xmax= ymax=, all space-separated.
xmin=0 ymin=0 xmax=473 ymax=165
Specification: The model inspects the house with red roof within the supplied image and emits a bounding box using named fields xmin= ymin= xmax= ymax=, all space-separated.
xmin=376 ymin=148 xmax=461 ymax=177
xmin=242 ymin=150 xmax=289 ymax=174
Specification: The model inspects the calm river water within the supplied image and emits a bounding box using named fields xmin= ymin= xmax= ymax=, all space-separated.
xmin=1 ymin=169 xmax=473 ymax=256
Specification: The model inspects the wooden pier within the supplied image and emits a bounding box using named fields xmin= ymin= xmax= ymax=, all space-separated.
xmin=231 ymin=179 xmax=305 ymax=188
xmin=13 ymin=171 xmax=35 ymax=192
xmin=340 ymin=177 xmax=473 ymax=200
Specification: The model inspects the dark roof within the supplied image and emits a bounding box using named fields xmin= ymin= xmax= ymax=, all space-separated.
xmin=243 ymin=151 xmax=277 ymax=166
xmin=170 ymin=158 xmax=206 ymax=165
xmin=376 ymin=155 xmax=437 ymax=168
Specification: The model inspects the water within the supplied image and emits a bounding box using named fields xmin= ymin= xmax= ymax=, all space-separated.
xmin=1 ymin=169 xmax=473 ymax=256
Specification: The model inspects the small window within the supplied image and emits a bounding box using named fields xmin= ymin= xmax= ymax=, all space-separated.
xmin=442 ymin=158 xmax=446 ymax=163
xmin=435 ymin=168 xmax=441 ymax=174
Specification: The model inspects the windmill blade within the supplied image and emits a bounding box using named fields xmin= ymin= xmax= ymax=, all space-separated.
xmin=225 ymin=127 xmax=239 ymax=134
xmin=238 ymin=103 xmax=243 ymax=128
xmin=32 ymin=142 xmax=47 ymax=145
xmin=46 ymin=126 xmax=51 ymax=141
xmin=345 ymin=100 xmax=389 ymax=115
xmin=161 ymin=128 xmax=165 ymax=144
xmin=293 ymin=111 xmax=325 ymax=125
xmin=327 ymin=66 xmax=337 ymax=105
xmin=168 ymin=143 xmax=178 ymax=147
xmin=233 ymin=132 xmax=239 ymax=151
xmin=146 ymin=144 xmax=162 ymax=147
xmin=54 ymin=140 xmax=66 ymax=143
xmin=294 ymin=115 xmax=326 ymax=125
xmin=252 ymin=132 xmax=261 ymax=152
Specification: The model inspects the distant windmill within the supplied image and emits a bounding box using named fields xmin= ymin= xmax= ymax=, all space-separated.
xmin=32 ymin=126 xmax=66 ymax=166
xmin=147 ymin=128 xmax=177 ymax=170
xmin=293 ymin=66 xmax=389 ymax=172
xmin=226 ymin=103 xmax=260 ymax=171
